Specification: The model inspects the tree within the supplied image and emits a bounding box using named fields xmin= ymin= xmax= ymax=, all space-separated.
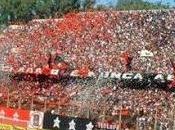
xmin=34 ymin=0 xmax=54 ymax=18
xmin=0 ymin=0 xmax=37 ymax=24
xmin=96 ymin=5 xmax=108 ymax=11
xmin=58 ymin=0 xmax=80 ymax=14
xmin=0 ymin=0 xmax=171 ymax=26
xmin=82 ymin=0 xmax=96 ymax=11
xmin=0 ymin=0 xmax=14 ymax=24
xmin=116 ymin=0 xmax=170 ymax=10
xmin=0 ymin=0 xmax=81 ymax=25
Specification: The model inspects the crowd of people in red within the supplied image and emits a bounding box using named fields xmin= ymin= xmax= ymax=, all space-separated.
xmin=0 ymin=9 xmax=175 ymax=129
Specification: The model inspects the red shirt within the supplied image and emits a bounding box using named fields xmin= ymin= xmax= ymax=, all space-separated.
xmin=57 ymin=62 xmax=68 ymax=70
xmin=42 ymin=65 xmax=51 ymax=75
xmin=78 ymin=66 xmax=89 ymax=77
xmin=120 ymin=52 xmax=132 ymax=65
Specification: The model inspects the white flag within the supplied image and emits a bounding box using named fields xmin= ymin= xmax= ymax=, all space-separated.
xmin=140 ymin=49 xmax=154 ymax=57
xmin=50 ymin=69 xmax=59 ymax=75
xmin=28 ymin=111 xmax=44 ymax=129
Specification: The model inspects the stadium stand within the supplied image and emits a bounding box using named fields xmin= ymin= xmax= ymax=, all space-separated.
xmin=0 ymin=9 xmax=175 ymax=129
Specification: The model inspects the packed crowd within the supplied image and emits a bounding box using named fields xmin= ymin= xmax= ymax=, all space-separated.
xmin=0 ymin=9 xmax=175 ymax=129
xmin=0 ymin=79 xmax=175 ymax=129
xmin=0 ymin=10 xmax=175 ymax=73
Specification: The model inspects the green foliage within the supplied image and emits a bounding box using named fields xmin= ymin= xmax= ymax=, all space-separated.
xmin=96 ymin=4 xmax=108 ymax=11
xmin=34 ymin=0 xmax=53 ymax=18
xmin=58 ymin=0 xmax=81 ymax=14
xmin=0 ymin=0 xmax=35 ymax=23
xmin=0 ymin=0 xmax=172 ymax=26
xmin=116 ymin=0 xmax=170 ymax=10
xmin=0 ymin=0 xmax=81 ymax=25
xmin=82 ymin=0 xmax=96 ymax=10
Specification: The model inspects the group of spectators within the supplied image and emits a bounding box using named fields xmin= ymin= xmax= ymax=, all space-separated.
xmin=0 ymin=9 xmax=175 ymax=129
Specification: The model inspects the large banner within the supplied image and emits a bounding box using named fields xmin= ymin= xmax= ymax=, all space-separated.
xmin=0 ymin=106 xmax=30 ymax=128
xmin=43 ymin=111 xmax=95 ymax=130
xmin=0 ymin=64 xmax=175 ymax=88
xmin=99 ymin=72 xmax=174 ymax=87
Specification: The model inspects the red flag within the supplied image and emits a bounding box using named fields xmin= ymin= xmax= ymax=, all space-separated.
xmin=169 ymin=80 xmax=175 ymax=88
xmin=170 ymin=58 xmax=175 ymax=74
xmin=57 ymin=62 xmax=68 ymax=70
xmin=112 ymin=107 xmax=130 ymax=116
xmin=78 ymin=66 xmax=90 ymax=77
xmin=42 ymin=65 xmax=51 ymax=75
xmin=120 ymin=52 xmax=130 ymax=64
xmin=0 ymin=106 xmax=30 ymax=128
xmin=120 ymin=51 xmax=132 ymax=71
xmin=100 ymin=88 xmax=112 ymax=96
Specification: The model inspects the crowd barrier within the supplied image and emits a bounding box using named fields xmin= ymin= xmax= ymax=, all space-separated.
xmin=0 ymin=106 xmax=119 ymax=130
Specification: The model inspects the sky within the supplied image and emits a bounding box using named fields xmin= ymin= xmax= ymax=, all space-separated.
xmin=96 ymin=0 xmax=175 ymax=6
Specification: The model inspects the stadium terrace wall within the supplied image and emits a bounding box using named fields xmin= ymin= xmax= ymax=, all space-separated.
xmin=0 ymin=106 xmax=116 ymax=130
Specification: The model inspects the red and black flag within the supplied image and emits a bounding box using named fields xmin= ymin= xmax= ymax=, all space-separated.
xmin=120 ymin=51 xmax=133 ymax=71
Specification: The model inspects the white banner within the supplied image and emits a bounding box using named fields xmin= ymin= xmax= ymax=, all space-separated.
xmin=28 ymin=111 xmax=44 ymax=129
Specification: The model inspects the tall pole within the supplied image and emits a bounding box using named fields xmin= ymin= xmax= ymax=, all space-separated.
xmin=6 ymin=88 xmax=10 ymax=108
xmin=57 ymin=98 xmax=60 ymax=114
xmin=118 ymin=97 xmax=123 ymax=130
xmin=154 ymin=105 xmax=158 ymax=130
xmin=146 ymin=58 xmax=148 ymax=72
xmin=173 ymin=119 xmax=175 ymax=130
xmin=18 ymin=94 xmax=21 ymax=109
xmin=87 ymin=106 xmax=90 ymax=119
xmin=160 ymin=122 xmax=163 ymax=130
xmin=136 ymin=117 xmax=139 ymax=130
xmin=173 ymin=99 xmax=175 ymax=130
xmin=30 ymin=93 xmax=34 ymax=110
xmin=102 ymin=109 xmax=105 ymax=122
xmin=44 ymin=99 xmax=47 ymax=112
xmin=118 ymin=106 xmax=122 ymax=130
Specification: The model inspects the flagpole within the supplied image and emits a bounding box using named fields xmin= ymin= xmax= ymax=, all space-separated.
xmin=173 ymin=99 xmax=175 ymax=130
xmin=154 ymin=104 xmax=158 ymax=130
xmin=18 ymin=94 xmax=21 ymax=109
xmin=173 ymin=119 xmax=175 ymax=130
xmin=160 ymin=122 xmax=163 ymax=130
xmin=6 ymin=87 xmax=10 ymax=107
xmin=30 ymin=93 xmax=34 ymax=110
xmin=87 ymin=107 xmax=90 ymax=119
xmin=136 ymin=117 xmax=139 ymax=130
xmin=102 ymin=96 xmax=109 ymax=123
xmin=118 ymin=97 xmax=123 ymax=130
xmin=102 ymin=105 xmax=106 ymax=122
xmin=44 ymin=98 xmax=47 ymax=112
xmin=57 ymin=100 xmax=60 ymax=114
xmin=118 ymin=106 xmax=122 ymax=130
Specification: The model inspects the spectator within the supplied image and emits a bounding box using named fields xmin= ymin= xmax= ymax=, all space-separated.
xmin=0 ymin=9 xmax=175 ymax=129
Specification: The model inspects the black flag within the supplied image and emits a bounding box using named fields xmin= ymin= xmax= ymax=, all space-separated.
xmin=48 ymin=53 xmax=52 ymax=68
xmin=43 ymin=111 xmax=95 ymax=130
